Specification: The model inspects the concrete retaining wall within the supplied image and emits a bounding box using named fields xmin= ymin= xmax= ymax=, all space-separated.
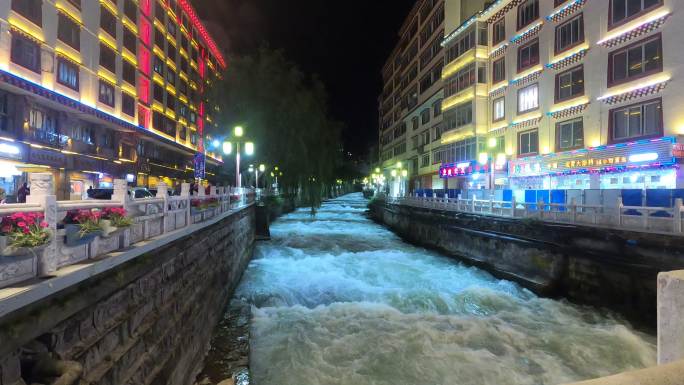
xmin=0 ymin=206 xmax=255 ymax=385
xmin=369 ymin=201 xmax=684 ymax=327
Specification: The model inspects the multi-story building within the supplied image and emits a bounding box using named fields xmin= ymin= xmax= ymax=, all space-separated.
xmin=378 ymin=0 xmax=445 ymax=196
xmin=436 ymin=0 xmax=684 ymax=192
xmin=0 ymin=0 xmax=226 ymax=201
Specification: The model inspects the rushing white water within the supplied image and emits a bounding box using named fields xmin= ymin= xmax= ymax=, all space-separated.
xmin=236 ymin=193 xmax=656 ymax=385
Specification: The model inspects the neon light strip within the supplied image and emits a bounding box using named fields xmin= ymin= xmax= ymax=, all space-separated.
xmin=597 ymin=9 xmax=670 ymax=45
xmin=546 ymin=0 xmax=584 ymax=21
xmin=510 ymin=21 xmax=543 ymax=44
xmin=178 ymin=0 xmax=227 ymax=69
xmin=597 ymin=75 xmax=670 ymax=101
xmin=547 ymin=45 xmax=589 ymax=67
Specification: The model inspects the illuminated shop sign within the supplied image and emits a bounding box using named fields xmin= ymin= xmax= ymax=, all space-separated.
xmin=0 ymin=141 xmax=22 ymax=160
xmin=509 ymin=137 xmax=676 ymax=178
xmin=439 ymin=160 xmax=507 ymax=179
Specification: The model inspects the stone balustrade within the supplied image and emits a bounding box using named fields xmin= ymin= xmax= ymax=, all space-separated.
xmin=0 ymin=173 xmax=255 ymax=289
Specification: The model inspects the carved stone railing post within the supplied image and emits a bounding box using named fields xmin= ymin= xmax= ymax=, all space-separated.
xmin=181 ymin=183 xmax=190 ymax=227
xmin=157 ymin=182 xmax=169 ymax=234
xmin=27 ymin=173 xmax=57 ymax=277
xmin=112 ymin=179 xmax=131 ymax=247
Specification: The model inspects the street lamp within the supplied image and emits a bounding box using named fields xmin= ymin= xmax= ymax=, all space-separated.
xmin=222 ymin=126 xmax=254 ymax=188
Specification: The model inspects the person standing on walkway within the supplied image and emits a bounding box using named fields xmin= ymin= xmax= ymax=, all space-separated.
xmin=17 ymin=182 xmax=29 ymax=203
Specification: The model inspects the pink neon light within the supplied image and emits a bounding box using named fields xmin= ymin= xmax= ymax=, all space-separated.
xmin=139 ymin=17 xmax=152 ymax=46
xmin=140 ymin=0 xmax=151 ymax=17
xmin=138 ymin=105 xmax=150 ymax=128
xmin=138 ymin=45 xmax=151 ymax=76
xmin=138 ymin=77 xmax=150 ymax=104
xmin=177 ymin=0 xmax=227 ymax=69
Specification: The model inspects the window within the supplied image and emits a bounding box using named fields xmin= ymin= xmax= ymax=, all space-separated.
xmin=155 ymin=1 xmax=165 ymax=22
xmin=492 ymin=57 xmax=506 ymax=84
xmin=123 ymin=60 xmax=136 ymax=85
xmin=518 ymin=39 xmax=539 ymax=71
xmin=167 ymin=44 xmax=176 ymax=62
xmin=610 ymin=99 xmax=662 ymax=142
xmin=493 ymin=97 xmax=505 ymax=122
xmin=100 ymin=6 xmax=116 ymax=38
xmin=167 ymin=20 xmax=177 ymax=38
xmin=179 ymin=126 xmax=187 ymax=141
xmin=492 ymin=18 xmax=506 ymax=45
xmin=124 ymin=0 xmax=138 ymax=23
xmin=190 ymin=132 xmax=198 ymax=145
xmin=98 ymin=81 xmax=115 ymax=107
xmin=518 ymin=0 xmax=539 ymax=30
xmin=57 ymin=58 xmax=79 ymax=90
xmin=556 ymin=65 xmax=584 ymax=102
xmin=11 ymin=33 xmax=41 ymax=73
xmin=445 ymin=29 xmax=475 ymax=63
xmin=99 ymin=43 xmax=116 ymax=73
xmin=58 ymin=13 xmax=80 ymax=50
xmin=518 ymin=83 xmax=539 ymax=113
xmin=444 ymin=102 xmax=473 ymax=130
xmin=445 ymin=63 xmax=476 ymax=97
xmin=555 ymin=14 xmax=584 ymax=53
xmin=609 ymin=34 xmax=662 ymax=86
xmin=433 ymin=99 xmax=442 ymax=116
xmin=518 ymin=130 xmax=539 ymax=156
xmin=556 ymin=118 xmax=584 ymax=150
xmin=477 ymin=63 xmax=487 ymax=84
xmin=421 ymin=109 xmax=431 ymax=125
xmin=153 ymin=56 xmax=164 ymax=76
xmin=166 ymin=93 xmax=175 ymax=111
xmin=0 ymin=92 xmax=9 ymax=132
xmin=154 ymin=28 xmax=165 ymax=49
xmin=122 ymin=93 xmax=135 ymax=117
xmin=123 ymin=27 xmax=136 ymax=53
xmin=12 ymin=0 xmax=42 ymax=26
xmin=153 ymin=111 xmax=164 ymax=131
xmin=610 ymin=0 xmax=662 ymax=27
xmin=421 ymin=154 xmax=430 ymax=167
xmin=67 ymin=0 xmax=81 ymax=9
xmin=166 ymin=68 xmax=175 ymax=85
xmin=153 ymin=83 xmax=164 ymax=103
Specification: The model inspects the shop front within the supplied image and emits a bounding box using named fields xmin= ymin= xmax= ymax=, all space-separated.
xmin=508 ymin=136 xmax=680 ymax=190
xmin=439 ymin=160 xmax=508 ymax=191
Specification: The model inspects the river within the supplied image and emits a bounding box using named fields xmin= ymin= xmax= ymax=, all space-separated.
xmin=215 ymin=193 xmax=656 ymax=385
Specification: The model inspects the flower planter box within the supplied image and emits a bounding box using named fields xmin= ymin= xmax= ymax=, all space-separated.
xmin=0 ymin=252 xmax=37 ymax=289
xmin=64 ymin=224 xmax=102 ymax=247
xmin=100 ymin=220 xmax=127 ymax=239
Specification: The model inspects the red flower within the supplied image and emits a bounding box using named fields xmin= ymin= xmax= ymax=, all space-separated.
xmin=40 ymin=221 xmax=48 ymax=228
xmin=17 ymin=222 xmax=26 ymax=228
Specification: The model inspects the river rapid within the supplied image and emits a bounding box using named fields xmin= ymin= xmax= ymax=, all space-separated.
xmin=234 ymin=193 xmax=655 ymax=385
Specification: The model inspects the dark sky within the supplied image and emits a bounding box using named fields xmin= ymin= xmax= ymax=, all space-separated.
xmin=191 ymin=0 xmax=415 ymax=158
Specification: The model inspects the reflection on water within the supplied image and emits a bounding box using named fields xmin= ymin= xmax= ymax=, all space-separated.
xmin=235 ymin=193 xmax=655 ymax=385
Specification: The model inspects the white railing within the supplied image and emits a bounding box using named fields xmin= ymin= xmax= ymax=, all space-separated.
xmin=385 ymin=194 xmax=684 ymax=235
xmin=0 ymin=173 xmax=255 ymax=289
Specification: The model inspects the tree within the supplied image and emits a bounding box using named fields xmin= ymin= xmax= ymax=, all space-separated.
xmin=208 ymin=47 xmax=343 ymax=210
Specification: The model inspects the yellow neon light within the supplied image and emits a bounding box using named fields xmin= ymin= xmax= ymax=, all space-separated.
xmin=597 ymin=74 xmax=671 ymax=100
xmin=512 ymin=65 xmax=543 ymax=82
xmin=441 ymin=127 xmax=475 ymax=145
xmin=441 ymin=90 xmax=474 ymax=111
xmin=166 ymin=85 xmax=176 ymax=95
xmin=98 ymin=33 xmax=117 ymax=51
xmin=548 ymin=43 xmax=589 ymax=66
xmin=122 ymin=50 xmax=137 ymax=65
xmin=122 ymin=17 xmax=138 ymax=34
xmin=164 ymin=110 xmax=176 ymax=119
xmin=597 ymin=9 xmax=670 ymax=45
xmin=442 ymin=52 xmax=475 ymax=79
xmin=153 ymin=46 xmax=165 ymax=58
xmin=513 ymin=113 xmax=542 ymax=125
xmin=489 ymin=122 xmax=508 ymax=132
xmin=97 ymin=70 xmax=116 ymax=85
xmin=179 ymin=94 xmax=188 ymax=103
xmin=153 ymin=73 xmax=165 ymax=86
xmin=152 ymin=102 xmax=164 ymax=113
xmin=55 ymin=4 xmax=83 ymax=25
xmin=549 ymin=97 xmax=590 ymax=113
xmin=8 ymin=17 xmax=44 ymax=42
xmin=166 ymin=59 xmax=177 ymax=71
xmin=121 ymin=83 xmax=137 ymax=96
xmin=99 ymin=0 xmax=118 ymax=16
xmin=55 ymin=48 xmax=82 ymax=64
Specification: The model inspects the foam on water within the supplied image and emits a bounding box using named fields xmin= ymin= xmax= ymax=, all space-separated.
xmin=235 ymin=193 xmax=655 ymax=385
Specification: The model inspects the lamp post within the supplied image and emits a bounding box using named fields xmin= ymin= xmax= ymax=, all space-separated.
xmin=222 ymin=126 xmax=254 ymax=189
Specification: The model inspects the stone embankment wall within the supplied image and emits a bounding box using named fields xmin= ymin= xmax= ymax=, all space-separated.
xmin=0 ymin=206 xmax=255 ymax=385
xmin=369 ymin=201 xmax=684 ymax=327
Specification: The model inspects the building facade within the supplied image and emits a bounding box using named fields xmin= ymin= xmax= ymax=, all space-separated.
xmin=0 ymin=0 xmax=226 ymax=201
xmin=378 ymin=0 xmax=445 ymax=196
xmin=435 ymin=0 xmax=684 ymax=191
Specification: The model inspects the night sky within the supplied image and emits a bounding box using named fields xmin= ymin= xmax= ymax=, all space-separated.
xmin=191 ymin=0 xmax=416 ymax=159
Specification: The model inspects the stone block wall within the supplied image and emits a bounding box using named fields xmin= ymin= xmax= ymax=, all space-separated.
xmin=369 ymin=201 xmax=684 ymax=328
xmin=0 ymin=206 xmax=255 ymax=385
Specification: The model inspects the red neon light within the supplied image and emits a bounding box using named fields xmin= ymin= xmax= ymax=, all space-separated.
xmin=139 ymin=17 xmax=151 ymax=46
xmin=198 ymin=56 xmax=205 ymax=79
xmin=140 ymin=0 xmax=151 ymax=17
xmin=198 ymin=102 xmax=204 ymax=117
xmin=138 ymin=45 xmax=151 ymax=76
xmin=177 ymin=0 xmax=227 ymax=69
xmin=138 ymin=105 xmax=150 ymax=128
xmin=138 ymin=77 xmax=150 ymax=104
